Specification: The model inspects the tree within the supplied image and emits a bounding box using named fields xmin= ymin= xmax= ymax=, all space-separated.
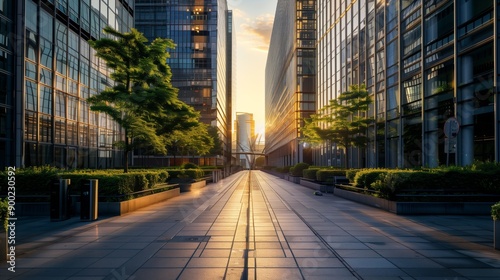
xmin=88 ymin=26 xmax=195 ymax=172
xmin=207 ymin=126 xmax=224 ymax=158
xmin=165 ymin=124 xmax=214 ymax=165
xmin=302 ymin=84 xmax=373 ymax=168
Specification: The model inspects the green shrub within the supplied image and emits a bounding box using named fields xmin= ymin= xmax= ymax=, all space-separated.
xmin=50 ymin=169 xmax=169 ymax=201
xmin=316 ymin=170 xmax=347 ymax=182
xmin=302 ymin=168 xmax=319 ymax=180
xmin=289 ymin=162 xmax=310 ymax=177
xmin=470 ymin=161 xmax=500 ymax=173
xmin=353 ymin=169 xmax=388 ymax=188
xmin=167 ymin=168 xmax=204 ymax=183
xmin=181 ymin=162 xmax=199 ymax=169
xmin=370 ymin=171 xmax=413 ymax=199
xmin=492 ymin=202 xmax=500 ymax=221
xmin=345 ymin=169 xmax=359 ymax=182
xmin=0 ymin=166 xmax=59 ymax=195
xmin=274 ymin=166 xmax=291 ymax=174
xmin=0 ymin=198 xmax=8 ymax=231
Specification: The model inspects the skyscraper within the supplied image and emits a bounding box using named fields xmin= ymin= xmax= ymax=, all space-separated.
xmin=316 ymin=0 xmax=499 ymax=168
xmin=2 ymin=0 xmax=134 ymax=169
xmin=265 ymin=0 xmax=316 ymax=167
xmin=135 ymin=0 xmax=233 ymax=168
xmin=234 ymin=112 xmax=255 ymax=169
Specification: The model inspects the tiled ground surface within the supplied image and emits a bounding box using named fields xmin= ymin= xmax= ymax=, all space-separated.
xmin=1 ymin=170 xmax=499 ymax=279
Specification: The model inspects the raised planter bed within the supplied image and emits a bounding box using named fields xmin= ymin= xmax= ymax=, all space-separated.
xmin=287 ymin=176 xmax=301 ymax=184
xmin=299 ymin=179 xmax=334 ymax=193
xmin=333 ymin=187 xmax=495 ymax=215
xmin=75 ymin=187 xmax=180 ymax=216
xmin=179 ymin=180 xmax=207 ymax=192
xmin=13 ymin=185 xmax=181 ymax=217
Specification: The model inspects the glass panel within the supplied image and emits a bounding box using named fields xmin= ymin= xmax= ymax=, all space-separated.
xmin=39 ymin=114 xmax=52 ymax=142
xmin=25 ymin=80 xmax=37 ymax=111
xmin=55 ymin=118 xmax=66 ymax=144
xmin=55 ymin=91 xmax=66 ymax=117
xmin=40 ymin=86 xmax=52 ymax=114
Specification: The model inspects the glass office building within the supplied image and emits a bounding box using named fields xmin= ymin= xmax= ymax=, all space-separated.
xmin=265 ymin=0 xmax=316 ymax=167
xmin=0 ymin=1 xmax=14 ymax=168
xmin=1 ymin=0 xmax=134 ymax=169
xmin=316 ymin=0 xmax=500 ymax=168
xmin=135 ymin=0 xmax=233 ymax=168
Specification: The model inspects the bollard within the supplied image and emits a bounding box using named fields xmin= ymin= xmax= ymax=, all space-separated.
xmin=50 ymin=179 xmax=71 ymax=221
xmin=81 ymin=179 xmax=98 ymax=221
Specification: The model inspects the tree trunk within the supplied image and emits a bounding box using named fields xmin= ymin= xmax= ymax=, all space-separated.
xmin=124 ymin=135 xmax=129 ymax=173
xmin=344 ymin=146 xmax=349 ymax=169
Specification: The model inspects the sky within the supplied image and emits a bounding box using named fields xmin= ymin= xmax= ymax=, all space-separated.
xmin=227 ymin=0 xmax=278 ymax=140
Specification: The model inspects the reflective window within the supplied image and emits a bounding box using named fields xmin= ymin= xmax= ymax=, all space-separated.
xmin=25 ymin=80 xmax=37 ymax=111
xmin=40 ymin=86 xmax=52 ymax=114
xmin=40 ymin=38 xmax=53 ymax=68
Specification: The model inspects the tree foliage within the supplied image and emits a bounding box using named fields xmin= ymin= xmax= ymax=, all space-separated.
xmin=165 ymin=124 xmax=214 ymax=165
xmin=87 ymin=26 xmax=198 ymax=172
xmin=302 ymin=84 xmax=373 ymax=168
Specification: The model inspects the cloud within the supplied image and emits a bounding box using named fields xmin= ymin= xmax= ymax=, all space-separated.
xmin=236 ymin=12 xmax=274 ymax=52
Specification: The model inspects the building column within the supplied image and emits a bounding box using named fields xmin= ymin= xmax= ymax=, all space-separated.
xmin=457 ymin=55 xmax=475 ymax=166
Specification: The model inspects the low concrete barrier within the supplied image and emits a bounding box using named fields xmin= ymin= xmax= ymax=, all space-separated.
xmin=333 ymin=187 xmax=495 ymax=215
xmin=179 ymin=180 xmax=206 ymax=192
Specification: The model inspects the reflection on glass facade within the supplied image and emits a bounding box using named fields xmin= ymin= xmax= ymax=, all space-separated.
xmin=235 ymin=112 xmax=255 ymax=169
xmin=316 ymin=0 xmax=499 ymax=168
xmin=135 ymin=0 xmax=233 ymax=168
xmin=0 ymin=0 xmax=14 ymax=168
xmin=4 ymin=0 xmax=134 ymax=169
xmin=265 ymin=0 xmax=316 ymax=167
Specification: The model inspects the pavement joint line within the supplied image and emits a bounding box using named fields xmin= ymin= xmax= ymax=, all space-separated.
xmin=255 ymin=171 xmax=365 ymax=280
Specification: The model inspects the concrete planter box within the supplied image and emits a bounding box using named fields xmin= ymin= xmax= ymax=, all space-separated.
xmin=334 ymin=187 xmax=494 ymax=215
xmin=495 ymin=221 xmax=500 ymax=250
xmin=0 ymin=230 xmax=6 ymax=261
xmin=299 ymin=179 xmax=321 ymax=190
xmin=288 ymin=176 xmax=301 ymax=184
xmin=74 ymin=187 xmax=180 ymax=216
xmin=179 ymin=180 xmax=206 ymax=192
xmin=299 ymin=179 xmax=334 ymax=193
xmin=13 ymin=203 xmax=50 ymax=216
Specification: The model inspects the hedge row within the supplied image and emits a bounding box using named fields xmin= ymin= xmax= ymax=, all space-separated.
xmin=165 ymin=169 xmax=206 ymax=183
xmin=367 ymin=169 xmax=500 ymax=199
xmin=289 ymin=163 xmax=310 ymax=177
xmin=0 ymin=167 xmax=205 ymax=201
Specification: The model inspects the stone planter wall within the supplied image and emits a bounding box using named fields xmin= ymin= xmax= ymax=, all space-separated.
xmin=179 ymin=180 xmax=206 ymax=192
xmin=0 ymin=230 xmax=6 ymax=261
xmin=333 ymin=187 xmax=495 ymax=215
xmin=74 ymin=187 xmax=180 ymax=216
xmin=495 ymin=220 xmax=500 ymax=250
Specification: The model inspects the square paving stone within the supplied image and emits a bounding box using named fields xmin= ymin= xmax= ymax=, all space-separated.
xmin=301 ymin=268 xmax=358 ymax=280
xmin=344 ymin=257 xmax=397 ymax=269
xmin=142 ymin=257 xmax=190 ymax=268
xmin=296 ymin=257 xmax=344 ymax=268
xmin=200 ymin=249 xmax=231 ymax=258
xmin=186 ymin=257 xmax=229 ymax=267
xmin=291 ymin=249 xmax=335 ymax=258
xmin=132 ymin=268 xmax=182 ymax=280
xmin=177 ymin=268 xmax=226 ymax=280
xmin=154 ymin=249 xmax=196 ymax=258
xmin=256 ymin=258 xmax=297 ymax=268
xmin=256 ymin=268 xmax=303 ymax=280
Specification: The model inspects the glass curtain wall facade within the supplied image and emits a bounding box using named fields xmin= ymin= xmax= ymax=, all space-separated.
xmin=235 ymin=112 xmax=255 ymax=169
xmin=0 ymin=1 xmax=14 ymax=168
xmin=135 ymin=0 xmax=232 ymax=168
xmin=316 ymin=0 xmax=499 ymax=168
xmin=265 ymin=0 xmax=316 ymax=167
xmin=5 ymin=0 xmax=133 ymax=169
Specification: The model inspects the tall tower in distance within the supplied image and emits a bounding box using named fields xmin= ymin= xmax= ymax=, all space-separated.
xmin=135 ymin=0 xmax=233 ymax=169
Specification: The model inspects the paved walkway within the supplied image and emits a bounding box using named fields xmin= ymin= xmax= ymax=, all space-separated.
xmin=1 ymin=170 xmax=499 ymax=279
